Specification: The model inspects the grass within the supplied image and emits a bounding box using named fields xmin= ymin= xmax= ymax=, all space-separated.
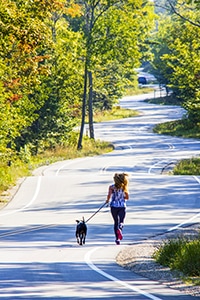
xmin=1 ymin=91 xmax=200 ymax=287
xmin=153 ymin=118 xmax=200 ymax=175
xmin=153 ymin=235 xmax=200 ymax=285
xmin=173 ymin=158 xmax=200 ymax=175
xmin=0 ymin=105 xmax=138 ymax=199
xmin=125 ymin=86 xmax=154 ymax=96
xmin=153 ymin=118 xmax=200 ymax=139
xmin=148 ymin=93 xmax=200 ymax=287
xmin=144 ymin=94 xmax=182 ymax=106
xmin=30 ymin=137 xmax=114 ymax=167
xmin=0 ymin=164 xmax=28 ymax=196
xmin=147 ymin=95 xmax=200 ymax=175
xmin=0 ymin=137 xmax=113 ymax=197
xmin=93 ymin=106 xmax=139 ymax=122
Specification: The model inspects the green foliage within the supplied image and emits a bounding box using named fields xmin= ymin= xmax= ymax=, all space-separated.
xmin=144 ymin=94 xmax=182 ymax=106
xmin=126 ymin=87 xmax=154 ymax=96
xmin=151 ymin=3 xmax=200 ymax=124
xmin=153 ymin=118 xmax=200 ymax=139
xmin=153 ymin=236 xmax=200 ymax=277
xmin=94 ymin=0 xmax=155 ymax=99
xmin=173 ymin=239 xmax=200 ymax=276
xmin=153 ymin=237 xmax=186 ymax=267
xmin=0 ymin=0 xmax=56 ymax=157
xmin=0 ymin=0 xmax=85 ymax=156
xmin=0 ymin=0 xmax=156 ymax=156
xmin=0 ymin=136 xmax=113 ymax=196
xmin=0 ymin=161 xmax=30 ymax=195
xmin=151 ymin=95 xmax=200 ymax=175
xmin=71 ymin=0 xmax=156 ymax=146
xmin=154 ymin=0 xmax=200 ymax=17
xmin=173 ymin=158 xmax=200 ymax=175
xmin=92 ymin=106 xmax=139 ymax=122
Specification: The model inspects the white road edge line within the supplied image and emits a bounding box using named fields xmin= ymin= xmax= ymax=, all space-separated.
xmin=55 ymin=162 xmax=73 ymax=177
xmin=148 ymin=160 xmax=166 ymax=174
xmin=85 ymin=247 xmax=162 ymax=300
xmin=167 ymin=211 xmax=200 ymax=232
xmin=167 ymin=175 xmax=200 ymax=232
xmin=0 ymin=176 xmax=42 ymax=216
xmin=193 ymin=175 xmax=200 ymax=184
xmin=23 ymin=175 xmax=42 ymax=209
xmin=55 ymin=157 xmax=90 ymax=176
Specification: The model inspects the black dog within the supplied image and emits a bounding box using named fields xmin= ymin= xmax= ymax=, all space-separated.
xmin=75 ymin=218 xmax=87 ymax=245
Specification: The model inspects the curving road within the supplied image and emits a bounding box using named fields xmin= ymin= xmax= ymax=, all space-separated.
xmin=0 ymin=93 xmax=199 ymax=299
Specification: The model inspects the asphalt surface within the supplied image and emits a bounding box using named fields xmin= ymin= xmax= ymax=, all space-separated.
xmin=0 ymin=93 xmax=199 ymax=299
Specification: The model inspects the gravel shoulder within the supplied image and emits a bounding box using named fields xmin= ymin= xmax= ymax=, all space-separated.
xmin=117 ymin=224 xmax=200 ymax=298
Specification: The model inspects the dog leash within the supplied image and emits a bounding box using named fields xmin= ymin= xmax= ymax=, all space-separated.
xmin=85 ymin=202 xmax=107 ymax=223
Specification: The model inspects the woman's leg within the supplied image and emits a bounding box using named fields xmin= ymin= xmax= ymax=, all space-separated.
xmin=118 ymin=207 xmax=126 ymax=230
xmin=111 ymin=207 xmax=119 ymax=240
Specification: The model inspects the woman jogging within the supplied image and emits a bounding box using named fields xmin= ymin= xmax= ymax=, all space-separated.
xmin=106 ymin=173 xmax=129 ymax=245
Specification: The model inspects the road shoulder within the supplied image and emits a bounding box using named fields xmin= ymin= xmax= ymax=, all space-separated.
xmin=116 ymin=224 xmax=200 ymax=298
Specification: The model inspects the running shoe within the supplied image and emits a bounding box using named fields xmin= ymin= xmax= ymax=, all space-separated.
xmin=115 ymin=240 xmax=120 ymax=245
xmin=117 ymin=228 xmax=123 ymax=240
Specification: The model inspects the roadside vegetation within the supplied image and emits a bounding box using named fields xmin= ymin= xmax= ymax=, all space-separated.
xmin=153 ymin=117 xmax=200 ymax=140
xmin=0 ymin=106 xmax=136 ymax=202
xmin=0 ymin=0 xmax=199 ymax=284
xmin=92 ymin=106 xmax=139 ymax=122
xmin=145 ymin=95 xmax=200 ymax=288
xmin=154 ymin=118 xmax=200 ymax=175
xmin=149 ymin=0 xmax=200 ymax=176
xmin=153 ymin=235 xmax=200 ymax=286
xmin=125 ymin=86 xmax=154 ymax=96
xmin=0 ymin=136 xmax=113 ymax=202
xmin=144 ymin=94 xmax=182 ymax=106
xmin=149 ymin=95 xmax=200 ymax=287
xmin=145 ymin=95 xmax=200 ymax=175
xmin=0 ymin=0 xmax=155 ymax=201
xmin=173 ymin=158 xmax=200 ymax=175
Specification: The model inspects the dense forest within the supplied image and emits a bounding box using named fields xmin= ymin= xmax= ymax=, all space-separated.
xmin=0 ymin=0 xmax=199 ymax=166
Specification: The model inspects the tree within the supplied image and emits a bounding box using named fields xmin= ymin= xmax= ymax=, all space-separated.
xmin=75 ymin=0 xmax=155 ymax=149
xmin=0 ymin=0 xmax=84 ymax=158
xmin=0 ymin=0 xmax=54 ymax=161
xmin=151 ymin=3 xmax=200 ymax=122
xmin=154 ymin=0 xmax=200 ymax=27
xmin=18 ymin=15 xmax=84 ymax=153
xmin=0 ymin=0 xmax=155 ymax=160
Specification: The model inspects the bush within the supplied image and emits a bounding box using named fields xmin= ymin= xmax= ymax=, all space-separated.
xmin=153 ymin=237 xmax=186 ymax=266
xmin=173 ymin=158 xmax=200 ymax=175
xmin=153 ymin=236 xmax=200 ymax=278
xmin=172 ymin=239 xmax=200 ymax=276
xmin=0 ymin=162 xmax=29 ymax=194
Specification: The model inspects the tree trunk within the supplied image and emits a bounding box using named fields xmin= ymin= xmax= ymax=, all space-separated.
xmin=77 ymin=61 xmax=88 ymax=150
xmin=88 ymin=70 xmax=94 ymax=139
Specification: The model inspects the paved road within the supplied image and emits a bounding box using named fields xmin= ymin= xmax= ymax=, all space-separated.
xmin=0 ymin=93 xmax=199 ymax=299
